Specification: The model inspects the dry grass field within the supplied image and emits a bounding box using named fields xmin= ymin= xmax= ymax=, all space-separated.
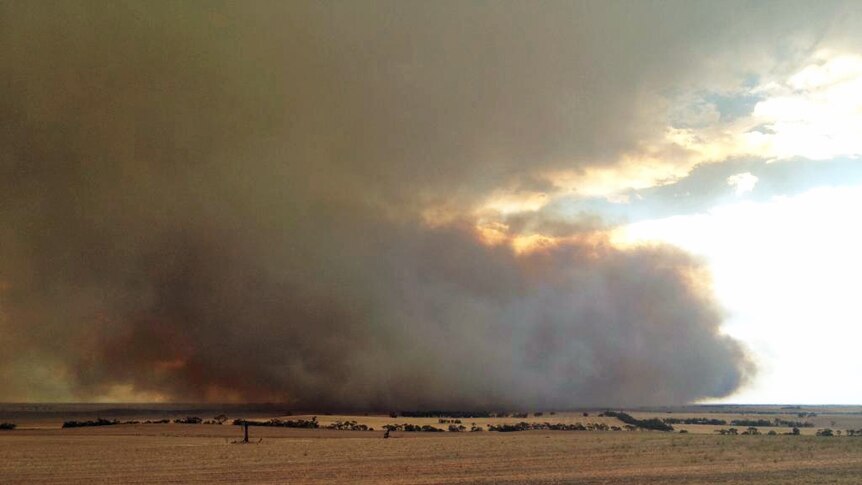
xmin=2 ymin=408 xmax=862 ymax=484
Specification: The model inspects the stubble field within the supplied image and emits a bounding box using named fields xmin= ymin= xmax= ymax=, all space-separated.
xmin=2 ymin=419 xmax=862 ymax=484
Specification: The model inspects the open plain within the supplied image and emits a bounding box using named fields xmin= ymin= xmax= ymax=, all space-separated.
xmin=2 ymin=406 xmax=862 ymax=484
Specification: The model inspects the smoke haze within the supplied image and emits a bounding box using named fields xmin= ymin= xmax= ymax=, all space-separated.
xmin=0 ymin=1 xmax=755 ymax=407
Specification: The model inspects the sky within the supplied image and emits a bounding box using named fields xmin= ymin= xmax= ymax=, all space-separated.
xmin=0 ymin=1 xmax=860 ymax=406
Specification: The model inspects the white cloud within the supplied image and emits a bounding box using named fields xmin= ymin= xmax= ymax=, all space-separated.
xmin=726 ymin=172 xmax=758 ymax=196
xmin=613 ymin=185 xmax=862 ymax=404
xmin=669 ymin=53 xmax=862 ymax=164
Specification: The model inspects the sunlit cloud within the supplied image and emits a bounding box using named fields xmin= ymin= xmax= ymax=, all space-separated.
xmin=613 ymin=185 xmax=862 ymax=404
xmin=726 ymin=172 xmax=758 ymax=196
xmin=480 ymin=191 xmax=551 ymax=215
xmin=670 ymin=53 xmax=862 ymax=164
xmin=476 ymin=53 xmax=862 ymax=218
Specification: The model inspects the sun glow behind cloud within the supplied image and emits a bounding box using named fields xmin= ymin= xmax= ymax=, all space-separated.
xmin=674 ymin=53 xmax=862 ymax=165
xmin=475 ymin=52 xmax=862 ymax=222
xmin=614 ymin=185 xmax=862 ymax=404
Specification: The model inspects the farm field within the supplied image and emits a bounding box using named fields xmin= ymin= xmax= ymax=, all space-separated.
xmin=2 ymin=415 xmax=862 ymax=483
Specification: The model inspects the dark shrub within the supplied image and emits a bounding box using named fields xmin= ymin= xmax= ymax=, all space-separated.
xmin=62 ymin=418 xmax=118 ymax=428
xmin=398 ymin=411 xmax=492 ymax=419
xmin=601 ymin=411 xmax=674 ymax=432
xmin=174 ymin=416 xmax=203 ymax=424
xmin=663 ymin=417 xmax=727 ymax=426
xmin=235 ymin=417 xmax=319 ymax=429
xmin=327 ymin=420 xmax=369 ymax=431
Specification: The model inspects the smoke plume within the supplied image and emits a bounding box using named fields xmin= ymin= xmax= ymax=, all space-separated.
xmin=0 ymin=1 xmax=754 ymax=407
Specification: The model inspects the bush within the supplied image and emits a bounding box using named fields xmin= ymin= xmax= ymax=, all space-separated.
xmin=326 ymin=420 xmax=369 ymax=431
xmin=487 ymin=422 xmax=602 ymax=432
xmin=62 ymin=418 xmax=118 ymax=428
xmin=235 ymin=417 xmax=319 ymax=429
xmin=816 ymin=428 xmax=834 ymax=437
xmin=173 ymin=416 xmax=203 ymax=424
xmin=663 ymin=417 xmax=727 ymax=426
xmin=0 ymin=422 xmax=16 ymax=430
xmin=382 ymin=423 xmax=444 ymax=432
xmin=600 ymin=411 xmax=674 ymax=432
xmin=728 ymin=418 xmax=813 ymax=428
xmin=397 ymin=411 xmax=492 ymax=419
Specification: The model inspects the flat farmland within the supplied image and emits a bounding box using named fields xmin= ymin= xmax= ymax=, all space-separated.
xmin=2 ymin=424 xmax=862 ymax=484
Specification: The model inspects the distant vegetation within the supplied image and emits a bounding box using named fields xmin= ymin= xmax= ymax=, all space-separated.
xmin=173 ymin=416 xmax=203 ymax=424
xmin=661 ymin=417 xmax=814 ymax=428
xmin=394 ymin=411 xmax=529 ymax=419
xmin=382 ymin=423 xmax=444 ymax=432
xmin=490 ymin=422 xmax=609 ymax=432
xmin=326 ymin=420 xmax=371 ymax=431
xmin=0 ymin=422 xmax=16 ymax=430
xmin=62 ymin=418 xmax=121 ymax=428
xmin=663 ymin=417 xmax=727 ymax=426
xmin=233 ymin=417 xmax=319 ymax=428
xmin=396 ymin=411 xmax=492 ymax=418
xmin=600 ymin=411 xmax=674 ymax=432
xmin=63 ymin=417 xmax=199 ymax=428
xmin=730 ymin=418 xmax=814 ymax=428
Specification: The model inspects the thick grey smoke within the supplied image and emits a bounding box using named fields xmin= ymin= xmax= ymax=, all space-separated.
xmin=0 ymin=1 xmax=761 ymax=407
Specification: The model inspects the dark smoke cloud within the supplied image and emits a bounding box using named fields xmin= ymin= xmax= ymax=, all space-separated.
xmin=0 ymin=1 xmax=757 ymax=407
